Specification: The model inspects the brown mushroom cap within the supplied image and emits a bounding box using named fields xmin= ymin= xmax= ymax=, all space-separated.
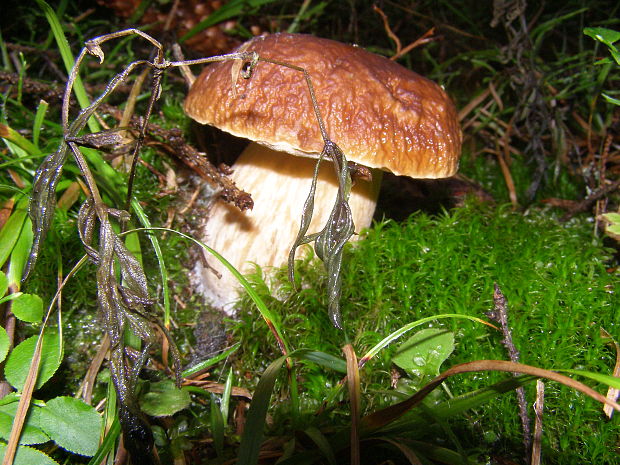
xmin=184 ymin=32 xmax=461 ymax=178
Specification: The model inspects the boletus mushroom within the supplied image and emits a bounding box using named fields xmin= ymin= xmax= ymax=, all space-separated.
xmin=184 ymin=32 xmax=461 ymax=314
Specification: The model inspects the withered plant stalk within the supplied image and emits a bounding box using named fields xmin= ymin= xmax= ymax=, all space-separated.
xmin=24 ymin=28 xmax=354 ymax=463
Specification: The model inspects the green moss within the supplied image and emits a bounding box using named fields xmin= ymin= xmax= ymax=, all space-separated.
xmin=235 ymin=201 xmax=620 ymax=463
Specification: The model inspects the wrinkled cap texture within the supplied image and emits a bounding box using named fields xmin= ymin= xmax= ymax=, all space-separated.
xmin=184 ymin=32 xmax=461 ymax=178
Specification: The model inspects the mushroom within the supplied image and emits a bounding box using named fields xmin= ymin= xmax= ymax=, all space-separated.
xmin=184 ymin=32 xmax=461 ymax=313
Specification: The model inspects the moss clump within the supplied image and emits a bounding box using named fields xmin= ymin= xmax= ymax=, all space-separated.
xmin=234 ymin=201 xmax=620 ymax=464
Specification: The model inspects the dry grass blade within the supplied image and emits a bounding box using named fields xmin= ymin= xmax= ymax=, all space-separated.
xmin=458 ymin=87 xmax=491 ymax=124
xmin=78 ymin=333 xmax=110 ymax=404
xmin=26 ymin=26 xmax=335 ymax=464
xmin=245 ymin=56 xmax=355 ymax=329
xmin=530 ymin=380 xmax=545 ymax=465
xmin=498 ymin=117 xmax=519 ymax=207
xmin=489 ymin=284 xmax=529 ymax=453
xmin=0 ymin=198 xmax=15 ymax=230
xmin=361 ymin=359 xmax=620 ymax=432
xmin=1 ymin=332 xmax=44 ymax=465
xmin=343 ymin=344 xmax=360 ymax=465
xmin=181 ymin=380 xmax=252 ymax=399
xmin=601 ymin=328 xmax=620 ymax=419
xmin=2 ymin=256 xmax=85 ymax=465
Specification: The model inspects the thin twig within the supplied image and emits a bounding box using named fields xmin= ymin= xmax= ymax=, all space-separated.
xmin=372 ymin=4 xmax=437 ymax=61
xmin=560 ymin=178 xmax=620 ymax=221
xmin=487 ymin=284 xmax=531 ymax=460
xmin=391 ymin=28 xmax=436 ymax=61
xmin=373 ymin=5 xmax=402 ymax=54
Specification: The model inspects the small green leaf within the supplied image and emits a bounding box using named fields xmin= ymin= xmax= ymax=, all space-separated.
xmin=392 ymin=328 xmax=455 ymax=377
xmin=0 ymin=444 xmax=59 ymax=465
xmin=0 ymin=327 xmax=10 ymax=364
xmin=0 ymin=199 xmax=28 ymax=270
xmin=7 ymin=217 xmax=34 ymax=288
xmin=36 ymin=396 xmax=102 ymax=457
xmin=607 ymin=223 xmax=620 ymax=239
xmin=139 ymin=380 xmax=191 ymax=417
xmin=11 ymin=294 xmax=44 ymax=323
xmin=584 ymin=27 xmax=620 ymax=46
xmin=0 ymin=392 xmax=20 ymax=406
xmin=584 ymin=27 xmax=620 ymax=66
xmin=0 ymin=272 xmax=8 ymax=298
xmin=601 ymin=212 xmax=620 ymax=224
xmin=0 ymin=401 xmax=49 ymax=445
xmin=4 ymin=331 xmax=63 ymax=391
xmin=600 ymin=213 xmax=620 ymax=240
xmin=210 ymin=394 xmax=225 ymax=457
xmin=221 ymin=367 xmax=233 ymax=422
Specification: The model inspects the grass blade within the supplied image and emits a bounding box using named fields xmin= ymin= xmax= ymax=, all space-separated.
xmin=370 ymin=437 xmax=423 ymax=465
xmin=237 ymin=355 xmax=287 ymax=465
xmin=297 ymin=350 xmax=347 ymax=374
xmin=210 ymin=394 xmax=225 ymax=458
xmin=131 ymin=200 xmax=170 ymax=326
xmin=128 ymin=227 xmax=291 ymax=355
xmin=0 ymin=197 xmax=28 ymax=269
xmin=303 ymin=426 xmax=338 ymax=465
xmin=179 ymin=0 xmax=276 ymax=42
xmin=182 ymin=342 xmax=241 ymax=378
xmin=34 ymin=0 xmax=99 ymax=133
xmin=558 ymin=369 xmax=620 ymax=389
xmin=0 ymin=124 xmax=41 ymax=157
xmin=221 ymin=367 xmax=233 ymax=422
xmin=32 ymin=100 xmax=49 ymax=150
xmin=86 ymin=417 xmax=121 ymax=465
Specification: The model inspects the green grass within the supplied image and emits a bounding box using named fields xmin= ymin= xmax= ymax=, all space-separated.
xmin=234 ymin=201 xmax=620 ymax=464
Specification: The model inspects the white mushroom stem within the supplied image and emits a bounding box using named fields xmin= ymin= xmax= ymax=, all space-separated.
xmin=192 ymin=142 xmax=382 ymax=312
